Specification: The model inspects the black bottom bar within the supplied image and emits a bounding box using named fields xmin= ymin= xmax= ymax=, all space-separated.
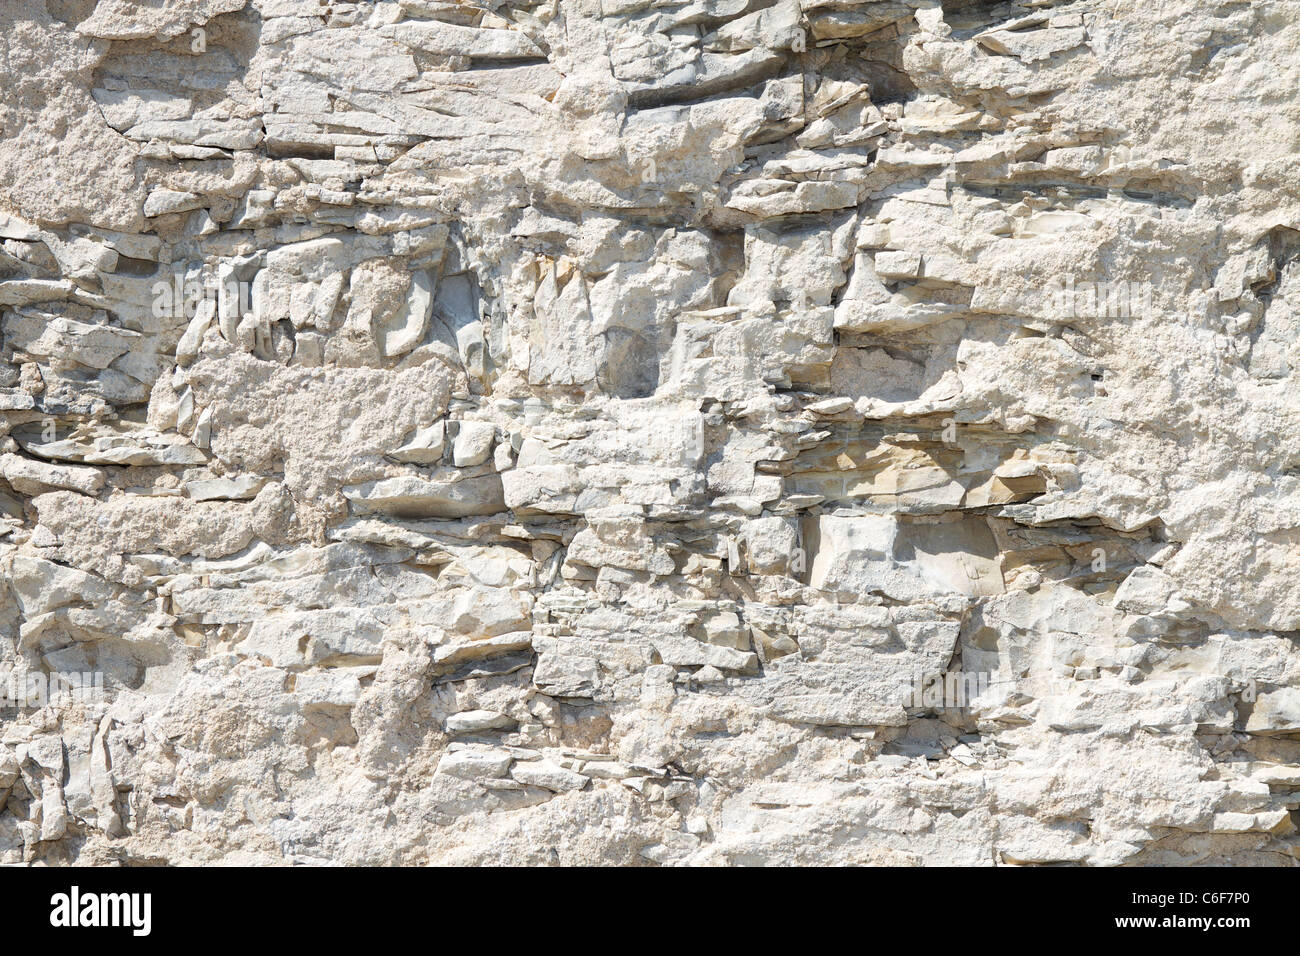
xmin=0 ymin=864 xmax=1277 ymax=943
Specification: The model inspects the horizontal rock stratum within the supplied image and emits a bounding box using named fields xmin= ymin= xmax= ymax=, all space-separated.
xmin=0 ymin=0 xmax=1298 ymax=866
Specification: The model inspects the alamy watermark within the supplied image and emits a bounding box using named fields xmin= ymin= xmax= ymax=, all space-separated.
xmin=151 ymin=274 xmax=254 ymax=320
xmin=0 ymin=670 xmax=104 ymax=710
xmin=903 ymin=664 xmax=1257 ymax=710
xmin=903 ymin=669 xmax=992 ymax=709
xmin=50 ymin=886 xmax=151 ymax=936
xmin=1047 ymin=277 xmax=1153 ymax=318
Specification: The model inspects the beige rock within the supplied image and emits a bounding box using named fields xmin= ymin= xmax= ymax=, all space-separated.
xmin=1 ymin=0 xmax=1298 ymax=870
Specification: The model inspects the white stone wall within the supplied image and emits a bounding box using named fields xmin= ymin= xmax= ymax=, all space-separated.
xmin=0 ymin=0 xmax=1298 ymax=865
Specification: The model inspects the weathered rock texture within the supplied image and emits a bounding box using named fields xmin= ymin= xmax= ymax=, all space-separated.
xmin=2 ymin=0 xmax=1299 ymax=866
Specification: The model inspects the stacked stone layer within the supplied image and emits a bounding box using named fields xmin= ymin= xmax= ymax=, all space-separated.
xmin=1 ymin=0 xmax=1298 ymax=865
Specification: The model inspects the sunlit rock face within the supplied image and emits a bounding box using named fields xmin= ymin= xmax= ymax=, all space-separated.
xmin=1 ymin=0 xmax=1299 ymax=866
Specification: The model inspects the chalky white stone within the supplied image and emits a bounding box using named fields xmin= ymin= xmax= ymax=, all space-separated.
xmin=0 ymin=0 xmax=1297 ymax=866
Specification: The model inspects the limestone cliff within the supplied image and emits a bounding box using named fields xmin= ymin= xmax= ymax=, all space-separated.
xmin=1 ymin=0 xmax=1299 ymax=865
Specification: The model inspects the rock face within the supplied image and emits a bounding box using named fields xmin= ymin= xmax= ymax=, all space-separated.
xmin=0 ymin=0 xmax=1298 ymax=867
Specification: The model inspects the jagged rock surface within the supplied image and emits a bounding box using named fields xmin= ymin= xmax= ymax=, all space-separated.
xmin=2 ymin=0 xmax=1300 ymax=866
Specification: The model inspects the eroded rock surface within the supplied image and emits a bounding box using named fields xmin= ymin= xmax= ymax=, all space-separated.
xmin=1 ymin=0 xmax=1299 ymax=865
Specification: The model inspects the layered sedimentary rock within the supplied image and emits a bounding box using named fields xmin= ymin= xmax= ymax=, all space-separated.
xmin=1 ymin=0 xmax=1299 ymax=865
